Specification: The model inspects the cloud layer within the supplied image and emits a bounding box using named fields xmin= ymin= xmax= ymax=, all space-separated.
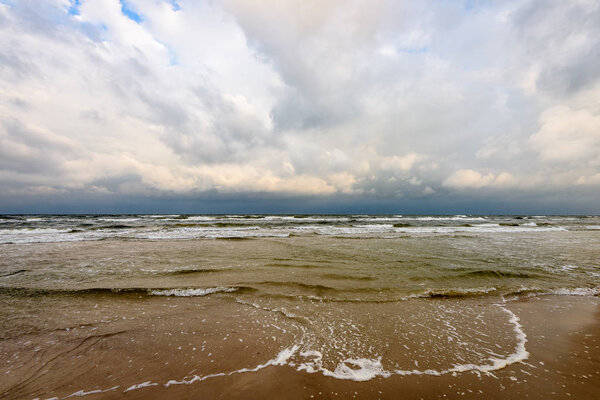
xmin=1 ymin=0 xmax=599 ymax=212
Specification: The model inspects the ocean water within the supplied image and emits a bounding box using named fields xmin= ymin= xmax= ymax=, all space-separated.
xmin=0 ymin=214 xmax=599 ymax=397
xmin=1 ymin=214 xmax=598 ymax=299
xmin=2 ymin=214 xmax=597 ymax=244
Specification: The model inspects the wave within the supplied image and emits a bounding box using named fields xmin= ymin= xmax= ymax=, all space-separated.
xmin=0 ymin=287 xmax=149 ymax=297
xmin=408 ymin=286 xmax=498 ymax=299
xmin=319 ymin=273 xmax=376 ymax=281
xmin=393 ymin=225 xmax=567 ymax=233
xmin=549 ymin=287 xmax=600 ymax=296
xmin=0 ymin=269 xmax=27 ymax=278
xmin=256 ymin=281 xmax=340 ymax=292
xmin=506 ymin=286 xmax=600 ymax=297
xmin=149 ymin=287 xmax=238 ymax=297
xmin=0 ymin=286 xmax=248 ymax=298
xmin=90 ymin=224 xmax=137 ymax=230
xmin=411 ymin=216 xmax=488 ymax=221
xmin=457 ymin=270 xmax=539 ymax=279
xmin=251 ymin=282 xmax=500 ymax=298
xmin=248 ymin=284 xmax=600 ymax=303
xmin=148 ymin=267 xmax=230 ymax=275
xmin=98 ymin=218 xmax=141 ymax=222
xmin=264 ymin=263 xmax=326 ymax=269
xmin=135 ymin=230 xmax=289 ymax=240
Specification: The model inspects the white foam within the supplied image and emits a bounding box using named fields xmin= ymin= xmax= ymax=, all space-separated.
xmin=407 ymin=286 xmax=497 ymax=299
xmin=353 ymin=217 xmax=404 ymax=222
xmin=98 ymin=218 xmax=140 ymax=222
xmin=185 ymin=216 xmax=218 ymax=221
xmin=124 ymin=381 xmax=158 ymax=392
xmin=136 ymin=228 xmax=289 ymax=240
xmin=163 ymin=345 xmax=299 ymax=388
xmin=549 ymin=287 xmax=599 ymax=296
xmin=443 ymin=305 xmax=529 ymax=374
xmin=411 ymin=216 xmax=487 ymax=221
xmin=306 ymin=303 xmax=527 ymax=380
xmin=149 ymin=287 xmax=238 ymax=297
xmin=288 ymin=303 xmax=528 ymax=381
xmin=511 ymin=286 xmax=600 ymax=297
xmin=558 ymin=265 xmax=578 ymax=272
xmin=353 ymin=224 xmax=394 ymax=229
xmin=296 ymin=350 xmax=324 ymax=373
xmin=58 ymin=303 xmax=534 ymax=395
xmin=62 ymin=386 xmax=119 ymax=398
xmin=293 ymin=225 xmax=394 ymax=236
xmin=272 ymin=345 xmax=299 ymax=365
xmin=0 ymin=228 xmax=102 ymax=244
xmin=325 ymin=357 xmax=390 ymax=381
xmin=394 ymin=225 xmax=566 ymax=234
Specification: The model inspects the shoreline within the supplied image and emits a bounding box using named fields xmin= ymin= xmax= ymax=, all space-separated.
xmin=1 ymin=294 xmax=598 ymax=399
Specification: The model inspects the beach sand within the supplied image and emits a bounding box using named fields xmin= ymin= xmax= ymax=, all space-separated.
xmin=1 ymin=293 xmax=598 ymax=399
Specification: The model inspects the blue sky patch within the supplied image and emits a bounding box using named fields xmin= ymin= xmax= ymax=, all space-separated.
xmin=67 ymin=0 xmax=81 ymax=16
xmin=120 ymin=0 xmax=143 ymax=23
xmin=167 ymin=0 xmax=181 ymax=12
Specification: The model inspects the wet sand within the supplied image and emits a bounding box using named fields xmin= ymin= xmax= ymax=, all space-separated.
xmin=1 ymin=293 xmax=598 ymax=399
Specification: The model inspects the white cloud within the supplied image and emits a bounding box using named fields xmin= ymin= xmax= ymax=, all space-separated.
xmin=443 ymin=169 xmax=515 ymax=190
xmin=529 ymin=106 xmax=600 ymax=164
xmin=379 ymin=153 xmax=422 ymax=172
xmin=576 ymin=173 xmax=600 ymax=185
xmin=443 ymin=169 xmax=495 ymax=189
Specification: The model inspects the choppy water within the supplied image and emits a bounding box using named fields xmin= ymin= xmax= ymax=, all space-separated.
xmin=1 ymin=214 xmax=598 ymax=299
xmin=1 ymin=215 xmax=599 ymax=397
xmin=1 ymin=214 xmax=598 ymax=243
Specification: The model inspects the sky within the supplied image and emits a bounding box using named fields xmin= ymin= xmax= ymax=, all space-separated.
xmin=0 ymin=0 xmax=599 ymax=214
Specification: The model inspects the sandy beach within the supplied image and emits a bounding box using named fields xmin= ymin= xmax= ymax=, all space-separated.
xmin=1 ymin=286 xmax=598 ymax=399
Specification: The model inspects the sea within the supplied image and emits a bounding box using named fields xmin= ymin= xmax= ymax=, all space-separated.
xmin=1 ymin=214 xmax=599 ymax=399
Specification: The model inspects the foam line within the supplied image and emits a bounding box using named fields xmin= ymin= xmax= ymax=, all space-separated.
xmin=45 ymin=385 xmax=119 ymax=399
xmin=148 ymin=287 xmax=237 ymax=297
xmin=54 ymin=304 xmax=532 ymax=395
xmin=162 ymin=345 xmax=299 ymax=388
xmin=124 ymin=381 xmax=159 ymax=392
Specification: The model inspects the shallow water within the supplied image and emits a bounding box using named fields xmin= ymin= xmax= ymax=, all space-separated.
xmin=0 ymin=215 xmax=599 ymax=398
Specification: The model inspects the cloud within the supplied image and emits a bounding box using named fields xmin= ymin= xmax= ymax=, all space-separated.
xmin=0 ymin=0 xmax=599 ymax=212
xmin=529 ymin=106 xmax=600 ymax=164
xmin=443 ymin=169 xmax=515 ymax=190
xmin=513 ymin=0 xmax=600 ymax=96
xmin=0 ymin=118 xmax=79 ymax=174
xmin=380 ymin=153 xmax=422 ymax=172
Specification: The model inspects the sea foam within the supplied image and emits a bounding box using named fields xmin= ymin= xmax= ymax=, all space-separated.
xmin=148 ymin=287 xmax=237 ymax=297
